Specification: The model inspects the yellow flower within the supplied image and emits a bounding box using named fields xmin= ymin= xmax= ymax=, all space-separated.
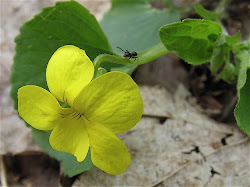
xmin=17 ymin=45 xmax=143 ymax=175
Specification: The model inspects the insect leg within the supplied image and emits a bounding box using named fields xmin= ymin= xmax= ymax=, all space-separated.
xmin=132 ymin=56 xmax=138 ymax=61
xmin=116 ymin=46 xmax=126 ymax=52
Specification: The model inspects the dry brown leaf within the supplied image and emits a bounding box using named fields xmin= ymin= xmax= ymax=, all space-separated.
xmin=0 ymin=1 xmax=56 ymax=155
xmin=0 ymin=85 xmax=40 ymax=154
xmin=73 ymin=85 xmax=249 ymax=186
xmin=161 ymin=141 xmax=250 ymax=186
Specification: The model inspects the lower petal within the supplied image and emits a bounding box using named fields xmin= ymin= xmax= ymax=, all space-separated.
xmin=49 ymin=115 xmax=89 ymax=162
xmin=85 ymin=121 xmax=131 ymax=175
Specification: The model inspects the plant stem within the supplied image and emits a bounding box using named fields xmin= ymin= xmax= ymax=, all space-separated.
xmin=215 ymin=0 xmax=230 ymax=19
xmin=93 ymin=43 xmax=169 ymax=74
xmin=136 ymin=43 xmax=170 ymax=65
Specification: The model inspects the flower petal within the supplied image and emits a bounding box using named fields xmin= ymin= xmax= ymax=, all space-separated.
xmin=46 ymin=45 xmax=94 ymax=106
xmin=49 ymin=114 xmax=89 ymax=162
xmin=18 ymin=85 xmax=62 ymax=130
xmin=85 ymin=121 xmax=131 ymax=175
xmin=74 ymin=72 xmax=143 ymax=134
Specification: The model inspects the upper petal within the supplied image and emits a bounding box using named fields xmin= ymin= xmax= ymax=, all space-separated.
xmin=46 ymin=45 xmax=94 ymax=106
xmin=73 ymin=72 xmax=143 ymax=134
xmin=49 ymin=111 xmax=89 ymax=162
xmin=85 ymin=121 xmax=131 ymax=175
xmin=18 ymin=85 xmax=62 ymax=130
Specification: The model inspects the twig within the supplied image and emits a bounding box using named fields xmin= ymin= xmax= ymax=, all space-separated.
xmin=214 ymin=0 xmax=230 ymax=18
xmin=0 ymin=155 xmax=8 ymax=187
xmin=219 ymin=95 xmax=237 ymax=121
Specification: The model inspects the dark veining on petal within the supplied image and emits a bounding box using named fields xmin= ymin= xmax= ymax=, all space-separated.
xmin=62 ymin=90 xmax=69 ymax=105
xmin=59 ymin=109 xmax=85 ymax=122
xmin=74 ymin=112 xmax=81 ymax=119
xmin=59 ymin=113 xmax=68 ymax=118
xmin=72 ymin=111 xmax=78 ymax=118
xmin=59 ymin=111 xmax=73 ymax=118
xmin=63 ymin=90 xmax=66 ymax=102
xmin=77 ymin=113 xmax=83 ymax=120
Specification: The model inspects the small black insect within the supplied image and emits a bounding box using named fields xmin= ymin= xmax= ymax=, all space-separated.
xmin=116 ymin=46 xmax=138 ymax=61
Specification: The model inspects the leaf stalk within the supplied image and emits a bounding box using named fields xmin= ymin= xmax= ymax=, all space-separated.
xmin=93 ymin=43 xmax=169 ymax=76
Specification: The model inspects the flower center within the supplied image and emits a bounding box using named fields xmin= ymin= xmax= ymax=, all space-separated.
xmin=59 ymin=108 xmax=85 ymax=121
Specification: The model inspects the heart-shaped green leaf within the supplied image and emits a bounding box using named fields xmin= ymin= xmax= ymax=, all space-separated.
xmin=159 ymin=19 xmax=222 ymax=65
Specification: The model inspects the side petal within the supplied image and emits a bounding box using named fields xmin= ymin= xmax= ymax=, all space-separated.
xmin=46 ymin=45 xmax=94 ymax=106
xmin=49 ymin=115 xmax=89 ymax=162
xmin=18 ymin=85 xmax=62 ymax=130
xmin=85 ymin=121 xmax=131 ymax=175
xmin=73 ymin=72 xmax=143 ymax=134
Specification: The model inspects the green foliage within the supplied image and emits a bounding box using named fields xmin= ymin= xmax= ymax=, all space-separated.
xmin=235 ymin=41 xmax=250 ymax=89
xmin=235 ymin=69 xmax=250 ymax=136
xmin=10 ymin=1 xmax=112 ymax=176
xmin=211 ymin=32 xmax=241 ymax=83
xmin=100 ymin=0 xmax=180 ymax=73
xmin=32 ymin=129 xmax=93 ymax=177
xmin=112 ymin=0 xmax=150 ymax=7
xmin=234 ymin=40 xmax=250 ymax=135
xmin=226 ymin=32 xmax=241 ymax=45
xmin=159 ymin=19 xmax=222 ymax=65
xmin=101 ymin=0 xmax=180 ymax=52
xmin=194 ymin=3 xmax=219 ymax=20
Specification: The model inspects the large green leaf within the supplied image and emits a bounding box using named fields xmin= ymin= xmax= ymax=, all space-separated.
xmin=100 ymin=0 xmax=180 ymax=52
xmin=10 ymin=1 xmax=112 ymax=176
xmin=32 ymin=129 xmax=93 ymax=177
xmin=112 ymin=0 xmax=150 ymax=7
xmin=235 ymin=69 xmax=250 ymax=136
xmin=234 ymin=40 xmax=250 ymax=136
xmin=159 ymin=19 xmax=222 ymax=65
xmin=11 ymin=1 xmax=112 ymax=107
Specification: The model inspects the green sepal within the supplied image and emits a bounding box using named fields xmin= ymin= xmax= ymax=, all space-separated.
xmin=95 ymin=67 xmax=108 ymax=78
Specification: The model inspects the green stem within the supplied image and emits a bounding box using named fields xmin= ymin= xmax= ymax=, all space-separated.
xmin=136 ymin=43 xmax=170 ymax=65
xmin=93 ymin=43 xmax=169 ymax=74
xmin=215 ymin=0 xmax=230 ymax=19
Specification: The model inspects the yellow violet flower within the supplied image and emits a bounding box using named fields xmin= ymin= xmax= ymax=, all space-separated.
xmin=17 ymin=45 xmax=143 ymax=175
